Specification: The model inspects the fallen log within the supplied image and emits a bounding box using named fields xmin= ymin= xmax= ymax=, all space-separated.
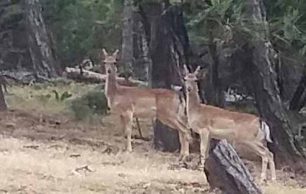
xmin=204 ymin=139 xmax=262 ymax=194
xmin=65 ymin=67 xmax=147 ymax=86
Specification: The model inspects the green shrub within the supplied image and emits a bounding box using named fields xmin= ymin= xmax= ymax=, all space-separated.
xmin=69 ymin=90 xmax=108 ymax=120
xmin=52 ymin=90 xmax=72 ymax=102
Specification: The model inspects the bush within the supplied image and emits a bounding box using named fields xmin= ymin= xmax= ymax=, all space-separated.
xmin=69 ymin=90 xmax=108 ymax=120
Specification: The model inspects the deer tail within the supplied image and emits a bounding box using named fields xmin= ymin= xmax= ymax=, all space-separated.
xmin=260 ymin=120 xmax=273 ymax=143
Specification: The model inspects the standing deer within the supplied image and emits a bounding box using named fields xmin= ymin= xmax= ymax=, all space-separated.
xmin=102 ymin=48 xmax=191 ymax=162
xmin=183 ymin=65 xmax=276 ymax=183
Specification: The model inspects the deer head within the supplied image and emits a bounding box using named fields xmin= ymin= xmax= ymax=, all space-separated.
xmin=101 ymin=48 xmax=119 ymax=74
xmin=183 ymin=65 xmax=207 ymax=93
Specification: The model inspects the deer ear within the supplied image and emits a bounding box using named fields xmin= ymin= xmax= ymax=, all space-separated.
xmin=102 ymin=48 xmax=108 ymax=57
xmin=183 ymin=64 xmax=189 ymax=75
xmin=112 ymin=49 xmax=119 ymax=58
xmin=193 ymin=65 xmax=201 ymax=75
xmin=197 ymin=68 xmax=209 ymax=79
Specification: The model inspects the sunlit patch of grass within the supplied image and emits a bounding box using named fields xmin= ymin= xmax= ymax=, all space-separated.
xmin=5 ymin=83 xmax=101 ymax=116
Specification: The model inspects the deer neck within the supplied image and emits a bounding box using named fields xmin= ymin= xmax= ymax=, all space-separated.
xmin=186 ymin=85 xmax=201 ymax=117
xmin=105 ymin=71 xmax=118 ymax=105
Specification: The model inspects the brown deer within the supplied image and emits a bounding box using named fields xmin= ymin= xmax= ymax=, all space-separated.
xmin=102 ymin=48 xmax=191 ymax=161
xmin=183 ymin=65 xmax=276 ymax=183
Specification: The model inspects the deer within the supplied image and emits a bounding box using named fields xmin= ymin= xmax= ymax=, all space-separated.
xmin=102 ymin=48 xmax=192 ymax=162
xmin=182 ymin=65 xmax=276 ymax=183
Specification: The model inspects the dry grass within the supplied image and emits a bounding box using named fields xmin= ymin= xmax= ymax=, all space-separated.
xmin=0 ymin=136 xmax=207 ymax=194
xmin=265 ymin=184 xmax=306 ymax=194
xmin=0 ymin=84 xmax=305 ymax=193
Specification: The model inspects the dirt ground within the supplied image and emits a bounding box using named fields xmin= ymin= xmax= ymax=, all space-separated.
xmin=1 ymin=84 xmax=306 ymax=194
xmin=0 ymin=110 xmax=306 ymax=194
xmin=0 ymin=109 xmax=210 ymax=194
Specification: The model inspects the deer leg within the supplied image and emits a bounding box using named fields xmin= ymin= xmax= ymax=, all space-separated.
xmin=178 ymin=131 xmax=190 ymax=162
xmin=267 ymin=149 xmax=276 ymax=181
xmin=135 ymin=117 xmax=143 ymax=139
xmin=198 ymin=129 xmax=210 ymax=171
xmin=120 ymin=115 xmax=126 ymax=137
xmin=255 ymin=141 xmax=276 ymax=182
xmin=120 ymin=111 xmax=133 ymax=152
xmin=244 ymin=141 xmax=269 ymax=183
xmin=158 ymin=116 xmax=190 ymax=162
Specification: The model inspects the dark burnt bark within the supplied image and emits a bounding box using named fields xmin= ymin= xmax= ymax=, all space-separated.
xmin=25 ymin=0 xmax=58 ymax=78
xmin=204 ymin=140 xmax=262 ymax=194
xmin=121 ymin=0 xmax=134 ymax=76
xmin=0 ymin=0 xmax=58 ymax=79
xmin=132 ymin=3 xmax=152 ymax=81
xmin=138 ymin=2 xmax=190 ymax=151
xmin=0 ymin=76 xmax=7 ymax=111
xmin=243 ymin=0 xmax=306 ymax=169
xmin=206 ymin=36 xmax=225 ymax=107
xmin=289 ymin=64 xmax=306 ymax=111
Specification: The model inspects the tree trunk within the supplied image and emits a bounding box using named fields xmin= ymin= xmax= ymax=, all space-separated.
xmin=206 ymin=36 xmax=225 ymax=107
xmin=138 ymin=2 xmax=190 ymax=151
xmin=204 ymin=140 xmax=262 ymax=194
xmin=25 ymin=0 xmax=58 ymax=78
xmin=244 ymin=0 xmax=306 ymax=169
xmin=121 ymin=0 xmax=134 ymax=76
xmin=133 ymin=7 xmax=152 ymax=82
xmin=0 ymin=77 xmax=7 ymax=111
xmin=289 ymin=64 xmax=306 ymax=111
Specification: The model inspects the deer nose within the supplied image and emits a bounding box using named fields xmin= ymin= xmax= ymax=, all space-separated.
xmin=187 ymin=87 xmax=192 ymax=92
xmin=107 ymin=69 xmax=112 ymax=74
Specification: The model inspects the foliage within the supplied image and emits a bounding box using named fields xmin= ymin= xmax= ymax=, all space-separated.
xmin=42 ymin=0 xmax=123 ymax=67
xmin=184 ymin=0 xmax=306 ymax=66
xmin=69 ymin=90 xmax=108 ymax=120
xmin=52 ymin=90 xmax=73 ymax=102
xmin=265 ymin=1 xmax=306 ymax=60
xmin=184 ymin=0 xmax=244 ymax=45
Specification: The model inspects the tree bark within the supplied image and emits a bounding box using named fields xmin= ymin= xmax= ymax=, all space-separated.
xmin=204 ymin=140 xmax=262 ymax=194
xmin=0 ymin=76 xmax=7 ymax=111
xmin=206 ymin=36 xmax=225 ymax=107
xmin=243 ymin=0 xmax=306 ymax=169
xmin=138 ymin=2 xmax=190 ymax=151
xmin=133 ymin=7 xmax=152 ymax=82
xmin=121 ymin=0 xmax=134 ymax=76
xmin=25 ymin=0 xmax=58 ymax=78
xmin=289 ymin=64 xmax=306 ymax=111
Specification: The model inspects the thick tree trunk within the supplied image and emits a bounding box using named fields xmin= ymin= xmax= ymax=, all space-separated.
xmin=0 ymin=0 xmax=58 ymax=79
xmin=138 ymin=2 xmax=190 ymax=151
xmin=133 ymin=8 xmax=152 ymax=82
xmin=25 ymin=0 xmax=58 ymax=78
xmin=0 ymin=77 xmax=7 ymax=111
xmin=289 ymin=64 xmax=306 ymax=111
xmin=204 ymin=140 xmax=262 ymax=194
xmin=206 ymin=36 xmax=225 ymax=107
xmin=0 ymin=1 xmax=30 ymax=71
xmin=121 ymin=0 xmax=134 ymax=76
xmin=244 ymin=0 xmax=306 ymax=169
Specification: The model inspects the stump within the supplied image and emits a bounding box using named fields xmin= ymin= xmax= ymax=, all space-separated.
xmin=204 ymin=139 xmax=262 ymax=194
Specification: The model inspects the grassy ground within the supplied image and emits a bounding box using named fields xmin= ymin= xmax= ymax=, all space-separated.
xmin=0 ymin=83 xmax=305 ymax=194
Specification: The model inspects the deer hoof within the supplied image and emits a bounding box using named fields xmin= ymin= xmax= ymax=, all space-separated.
xmin=178 ymin=161 xmax=188 ymax=169
xmin=197 ymin=165 xmax=204 ymax=171
xmin=259 ymin=177 xmax=267 ymax=185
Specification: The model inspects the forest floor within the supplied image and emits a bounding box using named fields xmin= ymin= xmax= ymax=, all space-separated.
xmin=0 ymin=84 xmax=306 ymax=194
